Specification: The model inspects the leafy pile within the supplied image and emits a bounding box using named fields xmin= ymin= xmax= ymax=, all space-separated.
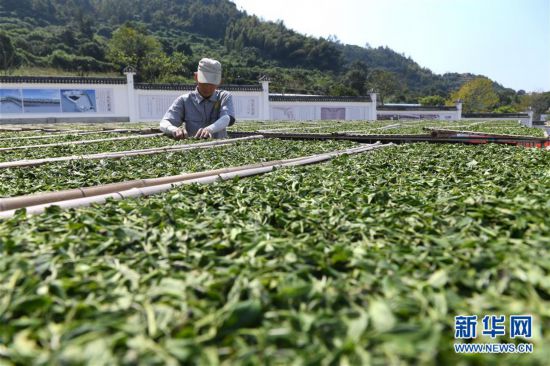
xmin=1 ymin=143 xmax=549 ymax=364
xmin=230 ymin=120 xmax=547 ymax=137
xmin=227 ymin=121 xmax=338 ymax=132
xmin=0 ymin=139 xmax=355 ymax=196
xmin=0 ymin=132 xmax=153 ymax=149
xmin=459 ymin=124 xmax=547 ymax=137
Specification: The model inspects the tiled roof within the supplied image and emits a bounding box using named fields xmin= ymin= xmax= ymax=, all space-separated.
xmin=378 ymin=105 xmax=457 ymax=111
xmin=462 ymin=113 xmax=529 ymax=118
xmin=0 ymin=76 xmax=126 ymax=84
xmin=269 ymin=95 xmax=371 ymax=102
xmin=134 ymin=83 xmax=262 ymax=91
xmin=0 ymin=77 xmax=263 ymax=91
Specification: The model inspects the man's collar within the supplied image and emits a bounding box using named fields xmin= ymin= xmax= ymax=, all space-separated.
xmin=193 ymin=88 xmax=219 ymax=103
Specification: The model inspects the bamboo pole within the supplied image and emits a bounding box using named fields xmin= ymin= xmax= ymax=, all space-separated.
xmin=0 ymin=135 xmax=263 ymax=169
xmin=0 ymin=143 xmax=390 ymax=218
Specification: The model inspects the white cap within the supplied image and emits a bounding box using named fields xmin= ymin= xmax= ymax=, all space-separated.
xmin=197 ymin=58 xmax=222 ymax=85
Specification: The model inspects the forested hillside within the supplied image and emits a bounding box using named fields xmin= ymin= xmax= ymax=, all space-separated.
xmin=0 ymin=0 xmax=529 ymax=106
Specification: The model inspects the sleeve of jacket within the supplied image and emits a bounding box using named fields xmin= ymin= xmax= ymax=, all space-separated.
xmin=159 ymin=95 xmax=185 ymax=135
xmin=219 ymin=92 xmax=236 ymax=126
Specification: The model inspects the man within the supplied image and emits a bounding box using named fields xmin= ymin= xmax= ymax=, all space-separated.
xmin=160 ymin=58 xmax=235 ymax=139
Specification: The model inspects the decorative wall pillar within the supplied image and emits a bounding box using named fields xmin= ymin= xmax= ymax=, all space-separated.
xmin=124 ymin=66 xmax=137 ymax=122
xmin=259 ymin=75 xmax=271 ymax=120
xmin=369 ymin=92 xmax=378 ymax=120
xmin=526 ymin=107 xmax=534 ymax=127
xmin=455 ymin=99 xmax=463 ymax=120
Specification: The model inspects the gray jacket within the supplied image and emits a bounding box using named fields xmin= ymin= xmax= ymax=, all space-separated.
xmin=159 ymin=89 xmax=235 ymax=138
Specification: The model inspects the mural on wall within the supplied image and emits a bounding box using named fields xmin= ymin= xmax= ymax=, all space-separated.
xmin=321 ymin=107 xmax=345 ymax=120
xmin=22 ymin=89 xmax=61 ymax=113
xmin=0 ymin=88 xmax=113 ymax=115
xmin=61 ymin=89 xmax=96 ymax=112
xmin=0 ymin=89 xmax=23 ymax=113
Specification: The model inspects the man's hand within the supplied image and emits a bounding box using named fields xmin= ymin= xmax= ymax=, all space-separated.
xmin=172 ymin=127 xmax=188 ymax=140
xmin=194 ymin=128 xmax=212 ymax=139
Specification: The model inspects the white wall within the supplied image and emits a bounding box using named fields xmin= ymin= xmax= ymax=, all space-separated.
xmin=377 ymin=110 xmax=460 ymax=120
xmin=269 ymin=101 xmax=374 ymax=121
xmin=233 ymin=93 xmax=262 ymax=121
xmin=136 ymin=91 xmax=180 ymax=120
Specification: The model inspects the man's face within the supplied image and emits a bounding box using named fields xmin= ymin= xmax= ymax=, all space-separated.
xmin=197 ymin=82 xmax=218 ymax=98
xmin=194 ymin=73 xmax=219 ymax=98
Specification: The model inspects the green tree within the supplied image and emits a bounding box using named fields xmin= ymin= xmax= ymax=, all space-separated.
xmin=0 ymin=32 xmax=21 ymax=74
xmin=517 ymin=92 xmax=550 ymax=119
xmin=329 ymin=83 xmax=359 ymax=96
xmin=49 ymin=49 xmax=111 ymax=73
xmin=106 ymin=23 xmax=164 ymax=78
xmin=493 ymin=105 xmax=518 ymax=113
xmin=530 ymin=92 xmax=550 ymax=119
xmin=149 ymin=52 xmax=191 ymax=83
xmin=419 ymin=95 xmax=446 ymax=106
xmin=451 ymin=77 xmax=499 ymax=113
xmin=495 ymin=88 xmax=518 ymax=108
xmin=175 ymin=41 xmax=193 ymax=56
xmin=366 ymin=69 xmax=403 ymax=104
xmin=342 ymin=61 xmax=368 ymax=95
xmin=78 ymin=41 xmax=106 ymax=61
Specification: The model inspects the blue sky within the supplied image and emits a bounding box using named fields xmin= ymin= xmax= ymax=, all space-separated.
xmin=231 ymin=0 xmax=550 ymax=92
